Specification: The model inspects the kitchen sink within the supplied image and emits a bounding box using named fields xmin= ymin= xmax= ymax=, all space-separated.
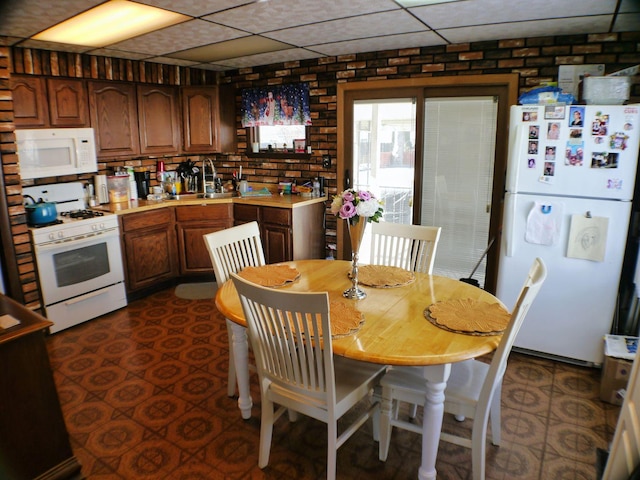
xmin=167 ymin=192 xmax=237 ymax=200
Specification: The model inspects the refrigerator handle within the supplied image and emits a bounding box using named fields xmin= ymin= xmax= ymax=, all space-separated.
xmin=506 ymin=124 xmax=525 ymax=192
xmin=504 ymin=193 xmax=516 ymax=257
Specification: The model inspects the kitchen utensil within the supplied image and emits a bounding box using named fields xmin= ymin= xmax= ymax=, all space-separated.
xmin=94 ymin=174 xmax=109 ymax=204
xmin=24 ymin=195 xmax=58 ymax=226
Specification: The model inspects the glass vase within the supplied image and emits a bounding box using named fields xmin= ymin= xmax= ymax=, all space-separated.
xmin=343 ymin=219 xmax=368 ymax=299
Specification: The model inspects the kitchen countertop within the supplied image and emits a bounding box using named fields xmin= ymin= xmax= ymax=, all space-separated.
xmin=92 ymin=188 xmax=328 ymax=214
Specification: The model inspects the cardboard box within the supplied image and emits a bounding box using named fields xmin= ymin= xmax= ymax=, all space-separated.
xmin=600 ymin=335 xmax=638 ymax=405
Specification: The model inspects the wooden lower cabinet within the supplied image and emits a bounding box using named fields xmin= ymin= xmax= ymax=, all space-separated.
xmin=175 ymin=204 xmax=233 ymax=275
xmin=120 ymin=208 xmax=178 ymax=295
xmin=234 ymin=203 xmax=325 ymax=264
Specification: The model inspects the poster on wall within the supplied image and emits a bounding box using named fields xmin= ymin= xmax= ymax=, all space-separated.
xmin=241 ymin=83 xmax=312 ymax=127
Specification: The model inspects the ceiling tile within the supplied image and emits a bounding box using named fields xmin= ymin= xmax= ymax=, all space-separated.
xmin=264 ymin=10 xmax=429 ymax=47
xmin=108 ymin=19 xmax=247 ymax=56
xmin=88 ymin=48 xmax=152 ymax=61
xmin=309 ymin=31 xmax=444 ymax=57
xmin=214 ymin=47 xmax=324 ymax=69
xmin=0 ymin=0 xmax=104 ymax=38
xmin=135 ymin=0 xmax=250 ymax=17
xmin=410 ymin=0 xmax=618 ymax=29
xmin=613 ymin=13 xmax=640 ymax=32
xmin=440 ymin=16 xmax=614 ymax=44
xmin=204 ymin=0 xmax=400 ymax=33
xmin=16 ymin=38 xmax=93 ymax=53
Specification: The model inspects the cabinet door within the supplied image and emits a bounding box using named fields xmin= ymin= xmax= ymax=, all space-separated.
xmin=182 ymin=86 xmax=219 ymax=153
xmin=262 ymin=223 xmax=292 ymax=264
xmin=89 ymin=81 xmax=140 ymax=157
xmin=47 ymin=78 xmax=89 ymax=127
xmin=176 ymin=205 xmax=233 ymax=275
xmin=123 ymin=227 xmax=178 ymax=291
xmin=137 ymin=84 xmax=180 ymax=155
xmin=11 ymin=75 xmax=48 ymax=127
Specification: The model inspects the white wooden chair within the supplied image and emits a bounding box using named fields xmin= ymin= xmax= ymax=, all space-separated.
xmin=378 ymin=257 xmax=547 ymax=480
xmin=230 ymin=272 xmax=386 ymax=480
xmin=370 ymin=222 xmax=442 ymax=274
xmin=203 ymin=221 xmax=265 ymax=417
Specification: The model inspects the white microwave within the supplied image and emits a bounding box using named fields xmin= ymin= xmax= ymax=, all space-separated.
xmin=16 ymin=128 xmax=98 ymax=180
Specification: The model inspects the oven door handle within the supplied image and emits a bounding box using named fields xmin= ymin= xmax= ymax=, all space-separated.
xmin=63 ymin=286 xmax=112 ymax=305
xmin=35 ymin=229 xmax=119 ymax=253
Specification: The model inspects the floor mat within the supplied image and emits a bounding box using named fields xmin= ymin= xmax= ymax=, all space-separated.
xmin=174 ymin=282 xmax=217 ymax=300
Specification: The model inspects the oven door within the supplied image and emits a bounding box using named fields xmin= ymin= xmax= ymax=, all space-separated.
xmin=34 ymin=228 xmax=125 ymax=306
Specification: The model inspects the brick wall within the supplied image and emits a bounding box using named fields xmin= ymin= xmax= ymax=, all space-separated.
xmin=2 ymin=31 xmax=640 ymax=307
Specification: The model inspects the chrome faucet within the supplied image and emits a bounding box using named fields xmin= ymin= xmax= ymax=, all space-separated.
xmin=203 ymin=157 xmax=216 ymax=195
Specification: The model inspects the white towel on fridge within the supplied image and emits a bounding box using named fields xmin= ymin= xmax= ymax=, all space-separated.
xmin=525 ymin=201 xmax=563 ymax=246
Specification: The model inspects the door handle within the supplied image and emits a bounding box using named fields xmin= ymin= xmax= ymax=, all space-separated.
xmin=344 ymin=169 xmax=350 ymax=189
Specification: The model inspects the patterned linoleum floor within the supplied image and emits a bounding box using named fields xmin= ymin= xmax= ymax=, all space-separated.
xmin=46 ymin=285 xmax=621 ymax=479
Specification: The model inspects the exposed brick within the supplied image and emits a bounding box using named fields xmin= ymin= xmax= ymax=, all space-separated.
xmin=376 ymin=67 xmax=398 ymax=76
xmin=421 ymin=63 xmax=445 ymax=72
xmin=589 ymin=33 xmax=619 ymax=42
xmin=459 ymin=51 xmax=483 ymax=61
xmin=499 ymin=59 xmax=525 ymax=68
xmin=555 ymin=55 xmax=586 ymax=64
xmin=447 ymin=43 xmax=470 ymax=53
xmin=499 ymin=39 xmax=525 ymax=48
xmin=513 ymin=48 xmax=540 ymax=57
xmin=573 ymin=44 xmax=602 ymax=54
xmin=346 ymin=61 xmax=367 ymax=69
xmin=336 ymin=70 xmax=355 ymax=79
xmin=389 ymin=57 xmax=411 ymax=66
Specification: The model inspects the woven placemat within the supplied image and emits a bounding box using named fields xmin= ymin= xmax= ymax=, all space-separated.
xmin=237 ymin=265 xmax=300 ymax=287
xmin=425 ymin=299 xmax=510 ymax=336
xmin=329 ymin=301 xmax=365 ymax=338
xmin=349 ymin=264 xmax=415 ymax=288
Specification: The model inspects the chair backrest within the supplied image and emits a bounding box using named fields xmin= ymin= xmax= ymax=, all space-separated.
xmin=370 ymin=222 xmax=442 ymax=274
xmin=480 ymin=257 xmax=547 ymax=405
xmin=230 ymin=272 xmax=337 ymax=408
xmin=203 ymin=221 xmax=266 ymax=287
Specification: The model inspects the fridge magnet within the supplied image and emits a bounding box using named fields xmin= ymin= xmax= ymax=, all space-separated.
xmin=544 ymin=105 xmax=565 ymax=120
xmin=522 ymin=108 xmax=538 ymax=121
xmin=609 ymin=132 xmax=629 ymax=150
xmin=567 ymin=214 xmax=608 ymax=262
xmin=529 ymin=125 xmax=540 ymax=139
xmin=564 ymin=143 xmax=584 ymax=166
xmin=591 ymin=152 xmax=618 ymax=169
xmin=543 ymin=161 xmax=555 ymax=176
xmin=528 ymin=158 xmax=536 ymax=169
xmin=547 ymin=122 xmax=560 ymax=140
xmin=528 ymin=141 xmax=538 ymax=154
xmin=607 ymin=178 xmax=623 ymax=190
xmin=525 ymin=201 xmax=563 ymax=245
xmin=569 ymin=106 xmax=584 ymax=127
xmin=569 ymin=128 xmax=582 ymax=139
xmin=591 ymin=112 xmax=609 ymax=137
xmin=545 ymin=146 xmax=556 ymax=161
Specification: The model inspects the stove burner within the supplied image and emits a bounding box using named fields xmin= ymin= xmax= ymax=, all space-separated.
xmin=62 ymin=210 xmax=105 ymax=220
xmin=30 ymin=219 xmax=63 ymax=228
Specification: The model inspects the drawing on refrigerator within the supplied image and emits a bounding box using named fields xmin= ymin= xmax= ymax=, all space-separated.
xmin=497 ymin=104 xmax=640 ymax=365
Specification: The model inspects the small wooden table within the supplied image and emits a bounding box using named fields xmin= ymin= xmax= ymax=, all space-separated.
xmin=215 ymin=259 xmax=504 ymax=480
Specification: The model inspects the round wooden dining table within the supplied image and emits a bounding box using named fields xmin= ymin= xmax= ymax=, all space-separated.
xmin=215 ymin=259 xmax=505 ymax=480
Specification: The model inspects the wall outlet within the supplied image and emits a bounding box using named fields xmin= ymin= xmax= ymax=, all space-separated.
xmin=322 ymin=154 xmax=331 ymax=169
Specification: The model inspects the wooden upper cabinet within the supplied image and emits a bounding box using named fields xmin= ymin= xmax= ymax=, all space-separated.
xmin=11 ymin=76 xmax=48 ymax=127
xmin=88 ymin=81 xmax=140 ymax=157
xmin=137 ymin=85 xmax=180 ymax=155
xmin=181 ymin=85 xmax=236 ymax=153
xmin=46 ymin=78 xmax=89 ymax=127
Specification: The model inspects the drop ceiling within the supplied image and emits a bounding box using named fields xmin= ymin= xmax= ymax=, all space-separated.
xmin=0 ymin=0 xmax=638 ymax=72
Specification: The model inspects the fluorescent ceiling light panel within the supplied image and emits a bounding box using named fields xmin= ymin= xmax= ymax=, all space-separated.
xmin=32 ymin=0 xmax=189 ymax=47
xmin=170 ymin=36 xmax=292 ymax=63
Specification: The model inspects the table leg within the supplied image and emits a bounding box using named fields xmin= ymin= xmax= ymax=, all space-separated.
xmin=228 ymin=320 xmax=253 ymax=419
xmin=418 ymin=364 xmax=451 ymax=480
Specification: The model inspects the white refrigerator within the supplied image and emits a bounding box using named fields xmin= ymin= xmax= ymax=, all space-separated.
xmin=497 ymin=104 xmax=640 ymax=365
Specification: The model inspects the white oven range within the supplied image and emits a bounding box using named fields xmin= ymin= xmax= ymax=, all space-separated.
xmin=24 ymin=182 xmax=127 ymax=333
